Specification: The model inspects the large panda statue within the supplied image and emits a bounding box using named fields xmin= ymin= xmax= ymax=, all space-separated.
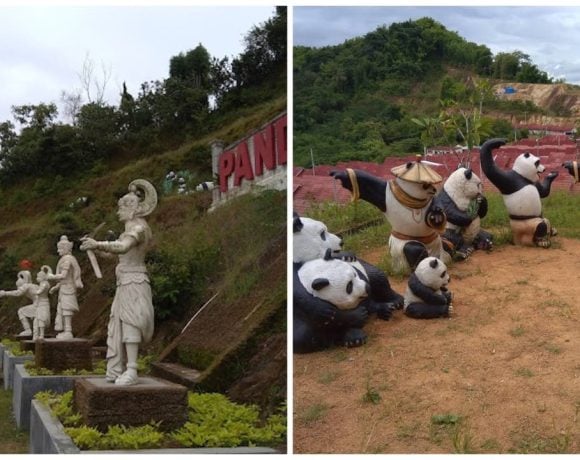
xmin=404 ymin=256 xmax=453 ymax=319
xmin=480 ymin=138 xmax=558 ymax=247
xmin=435 ymin=167 xmax=493 ymax=260
xmin=294 ymin=250 xmax=371 ymax=353
xmin=293 ymin=214 xmax=404 ymax=315
xmin=331 ymin=160 xmax=449 ymax=273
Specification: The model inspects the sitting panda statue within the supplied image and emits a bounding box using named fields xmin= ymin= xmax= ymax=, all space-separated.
xmin=331 ymin=159 xmax=449 ymax=273
xmin=434 ymin=167 xmax=493 ymax=260
xmin=480 ymin=138 xmax=558 ymax=247
xmin=293 ymin=213 xmax=404 ymax=319
xmin=404 ymin=256 xmax=453 ymax=319
xmin=562 ymin=160 xmax=579 ymax=183
xmin=294 ymin=250 xmax=371 ymax=353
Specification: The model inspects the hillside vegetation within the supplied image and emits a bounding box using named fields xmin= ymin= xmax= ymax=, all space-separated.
xmin=294 ymin=17 xmax=577 ymax=167
xmin=0 ymin=7 xmax=286 ymax=413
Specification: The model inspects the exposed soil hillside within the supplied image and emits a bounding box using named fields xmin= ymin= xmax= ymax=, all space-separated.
xmin=494 ymin=82 xmax=580 ymax=121
xmin=294 ymin=237 xmax=580 ymax=454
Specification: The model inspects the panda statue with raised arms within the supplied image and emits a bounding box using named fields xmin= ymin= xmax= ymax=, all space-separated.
xmin=479 ymin=138 xmax=558 ymax=247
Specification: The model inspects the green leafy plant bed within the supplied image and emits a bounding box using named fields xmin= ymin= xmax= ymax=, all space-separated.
xmin=1 ymin=339 xmax=32 ymax=357
xmin=36 ymin=390 xmax=286 ymax=451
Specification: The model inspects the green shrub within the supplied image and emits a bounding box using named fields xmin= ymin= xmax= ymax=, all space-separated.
xmin=176 ymin=345 xmax=216 ymax=371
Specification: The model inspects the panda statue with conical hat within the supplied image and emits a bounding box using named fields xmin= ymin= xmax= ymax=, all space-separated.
xmin=331 ymin=158 xmax=450 ymax=273
xmin=562 ymin=160 xmax=580 ymax=183
xmin=480 ymin=138 xmax=558 ymax=247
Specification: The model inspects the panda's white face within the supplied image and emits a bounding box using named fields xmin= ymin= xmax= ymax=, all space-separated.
xmin=293 ymin=216 xmax=342 ymax=263
xmin=298 ymin=258 xmax=368 ymax=310
xmin=414 ymin=257 xmax=449 ymax=291
xmin=513 ymin=152 xmax=545 ymax=183
xmin=444 ymin=167 xmax=482 ymax=205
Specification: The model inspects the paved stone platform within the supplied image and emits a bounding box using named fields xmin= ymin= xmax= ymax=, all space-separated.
xmin=35 ymin=338 xmax=92 ymax=373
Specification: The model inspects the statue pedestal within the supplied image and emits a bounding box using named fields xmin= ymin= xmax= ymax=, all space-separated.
xmin=73 ymin=377 xmax=188 ymax=431
xmin=35 ymin=339 xmax=92 ymax=373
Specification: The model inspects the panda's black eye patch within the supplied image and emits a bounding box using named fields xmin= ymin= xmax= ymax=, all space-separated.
xmin=320 ymin=231 xmax=326 ymax=241
xmin=535 ymin=160 xmax=540 ymax=167
xmin=346 ymin=281 xmax=353 ymax=295
xmin=441 ymin=271 xmax=447 ymax=278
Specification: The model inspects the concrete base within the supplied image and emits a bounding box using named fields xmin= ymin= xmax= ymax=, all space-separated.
xmin=29 ymin=400 xmax=80 ymax=454
xmin=20 ymin=340 xmax=36 ymax=353
xmin=3 ymin=350 xmax=34 ymax=390
xmin=35 ymin=338 xmax=92 ymax=373
xmin=74 ymin=377 xmax=188 ymax=431
xmin=30 ymin=399 xmax=279 ymax=454
xmin=13 ymin=364 xmax=84 ymax=431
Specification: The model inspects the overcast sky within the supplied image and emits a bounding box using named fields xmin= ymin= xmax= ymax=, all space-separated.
xmin=0 ymin=5 xmax=275 ymax=124
xmin=294 ymin=6 xmax=580 ymax=85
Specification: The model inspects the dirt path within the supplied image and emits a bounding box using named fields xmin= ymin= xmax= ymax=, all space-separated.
xmin=294 ymin=238 xmax=580 ymax=454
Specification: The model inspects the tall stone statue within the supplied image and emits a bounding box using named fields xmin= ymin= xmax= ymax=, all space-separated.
xmin=47 ymin=235 xmax=84 ymax=340
xmin=0 ymin=270 xmax=38 ymax=336
xmin=33 ymin=266 xmax=53 ymax=340
xmin=80 ymin=179 xmax=157 ymax=386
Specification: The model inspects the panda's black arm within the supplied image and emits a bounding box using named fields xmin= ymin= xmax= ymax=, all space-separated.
xmin=408 ymin=273 xmax=448 ymax=305
xmin=330 ymin=169 xmax=387 ymax=212
xmin=479 ymin=138 xmax=519 ymax=195
xmin=434 ymin=190 xmax=473 ymax=227
xmin=535 ymin=172 xmax=558 ymax=198
xmin=334 ymin=305 xmax=369 ymax=328
xmin=477 ymin=195 xmax=488 ymax=218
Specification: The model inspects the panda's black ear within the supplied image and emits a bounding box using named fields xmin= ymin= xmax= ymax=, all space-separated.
xmin=406 ymin=162 xmax=412 ymax=169
xmin=323 ymin=248 xmax=332 ymax=260
xmin=524 ymin=152 xmax=530 ymax=158
xmin=464 ymin=168 xmax=473 ymax=180
xmin=293 ymin=211 xmax=299 ymax=218
xmin=429 ymin=258 xmax=438 ymax=269
xmin=311 ymin=278 xmax=330 ymax=291
xmin=293 ymin=216 xmax=303 ymax=233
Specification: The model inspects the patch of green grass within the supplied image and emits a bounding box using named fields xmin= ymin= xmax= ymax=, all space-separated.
xmin=480 ymin=438 xmax=501 ymax=452
xmin=317 ymin=371 xmax=340 ymax=385
xmin=509 ymin=325 xmax=525 ymax=337
xmin=543 ymin=343 xmax=562 ymax=354
xmin=0 ymin=390 xmax=28 ymax=453
xmin=510 ymin=432 xmax=571 ymax=453
xmin=515 ymin=367 xmax=534 ymax=378
xmin=299 ymin=403 xmax=329 ymax=425
xmin=361 ymin=385 xmax=381 ymax=405
xmin=396 ymin=421 xmax=421 ymax=440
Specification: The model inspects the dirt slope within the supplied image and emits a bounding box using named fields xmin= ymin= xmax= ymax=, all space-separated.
xmin=294 ymin=237 xmax=580 ymax=454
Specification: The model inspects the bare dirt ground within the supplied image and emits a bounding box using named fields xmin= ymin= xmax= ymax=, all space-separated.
xmin=294 ymin=237 xmax=580 ymax=454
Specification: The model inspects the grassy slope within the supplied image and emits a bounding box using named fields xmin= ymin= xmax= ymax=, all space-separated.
xmin=0 ymin=389 xmax=28 ymax=453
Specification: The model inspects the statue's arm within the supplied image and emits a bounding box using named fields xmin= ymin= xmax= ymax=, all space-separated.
xmin=81 ymin=234 xmax=137 ymax=255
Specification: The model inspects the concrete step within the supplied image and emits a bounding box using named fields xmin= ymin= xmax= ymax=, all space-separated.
xmin=151 ymin=362 xmax=202 ymax=389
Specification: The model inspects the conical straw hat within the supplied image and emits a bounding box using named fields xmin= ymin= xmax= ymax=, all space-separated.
xmin=391 ymin=158 xmax=442 ymax=184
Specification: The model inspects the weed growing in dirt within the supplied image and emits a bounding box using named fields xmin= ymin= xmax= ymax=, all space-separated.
xmin=543 ymin=343 xmax=562 ymax=354
xmin=510 ymin=432 xmax=571 ymax=453
xmin=318 ymin=371 xmax=340 ymax=385
xmin=509 ymin=325 xmax=525 ymax=337
xmin=430 ymin=413 xmax=475 ymax=451
xmin=300 ymin=403 xmax=329 ymax=425
xmin=515 ymin=367 xmax=534 ymax=378
xmin=480 ymin=438 xmax=501 ymax=452
xmin=361 ymin=384 xmax=381 ymax=405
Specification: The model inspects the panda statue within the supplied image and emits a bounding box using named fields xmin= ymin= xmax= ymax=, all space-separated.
xmin=331 ymin=159 xmax=449 ymax=273
xmin=562 ymin=160 xmax=579 ymax=183
xmin=404 ymin=256 xmax=453 ymax=319
xmin=293 ymin=213 xmax=404 ymax=319
xmin=294 ymin=250 xmax=372 ymax=353
xmin=480 ymin=138 xmax=558 ymax=247
xmin=434 ymin=167 xmax=493 ymax=260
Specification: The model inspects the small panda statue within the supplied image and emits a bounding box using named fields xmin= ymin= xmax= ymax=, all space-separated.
xmin=331 ymin=160 xmax=449 ymax=273
xmin=562 ymin=160 xmax=579 ymax=183
xmin=404 ymin=256 xmax=453 ymax=319
xmin=480 ymin=138 xmax=558 ymax=247
xmin=293 ymin=213 xmax=404 ymax=318
xmin=435 ymin=167 xmax=493 ymax=260
xmin=294 ymin=250 xmax=371 ymax=353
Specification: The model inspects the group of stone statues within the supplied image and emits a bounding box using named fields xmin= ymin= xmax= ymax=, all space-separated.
xmin=0 ymin=179 xmax=157 ymax=386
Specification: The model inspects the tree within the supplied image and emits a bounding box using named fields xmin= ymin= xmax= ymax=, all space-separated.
xmin=11 ymin=103 xmax=58 ymax=130
xmin=78 ymin=52 xmax=112 ymax=105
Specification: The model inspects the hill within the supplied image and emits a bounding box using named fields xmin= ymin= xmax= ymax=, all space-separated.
xmin=294 ymin=17 xmax=579 ymax=168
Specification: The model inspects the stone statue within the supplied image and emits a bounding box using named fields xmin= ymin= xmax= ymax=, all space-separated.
xmin=33 ymin=266 xmax=53 ymax=340
xmin=80 ymin=179 xmax=157 ymax=386
xmin=47 ymin=235 xmax=83 ymax=340
xmin=0 ymin=270 xmax=38 ymax=336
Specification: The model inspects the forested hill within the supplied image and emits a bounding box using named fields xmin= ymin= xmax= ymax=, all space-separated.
xmin=294 ymin=16 xmax=571 ymax=167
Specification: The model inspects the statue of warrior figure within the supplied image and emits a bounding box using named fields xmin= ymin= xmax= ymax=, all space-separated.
xmin=0 ymin=270 xmax=38 ymax=336
xmin=80 ymin=179 xmax=157 ymax=386
xmin=47 ymin=235 xmax=83 ymax=340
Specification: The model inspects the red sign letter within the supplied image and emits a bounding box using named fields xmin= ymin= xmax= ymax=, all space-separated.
xmin=219 ymin=150 xmax=235 ymax=192
xmin=234 ymin=142 xmax=254 ymax=186
xmin=253 ymin=124 xmax=276 ymax=176
xmin=275 ymin=115 xmax=287 ymax=166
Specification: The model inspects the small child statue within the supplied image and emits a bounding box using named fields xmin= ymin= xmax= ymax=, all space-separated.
xmin=0 ymin=270 xmax=38 ymax=336
xmin=47 ymin=235 xmax=83 ymax=340
xmin=33 ymin=266 xmax=53 ymax=340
